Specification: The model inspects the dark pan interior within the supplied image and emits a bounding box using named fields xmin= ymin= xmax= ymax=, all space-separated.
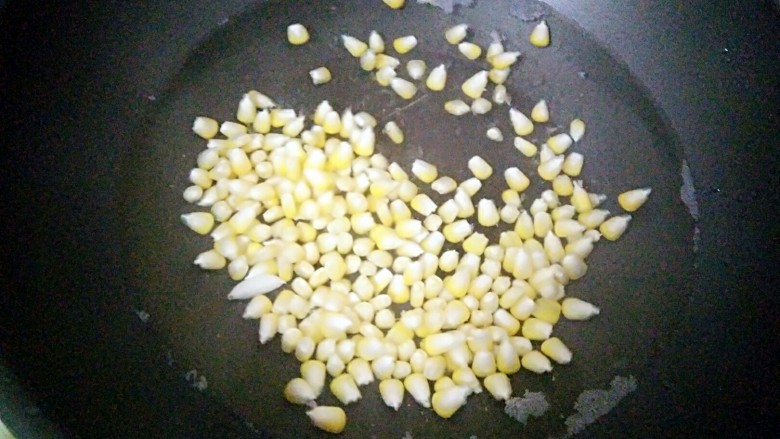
xmin=121 ymin=0 xmax=694 ymax=437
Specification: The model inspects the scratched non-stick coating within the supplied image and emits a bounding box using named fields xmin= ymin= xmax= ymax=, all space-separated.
xmin=123 ymin=0 xmax=694 ymax=437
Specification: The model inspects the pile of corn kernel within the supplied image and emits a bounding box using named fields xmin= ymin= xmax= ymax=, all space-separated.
xmin=180 ymin=5 xmax=651 ymax=435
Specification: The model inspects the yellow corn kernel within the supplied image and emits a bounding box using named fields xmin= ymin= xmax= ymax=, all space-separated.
xmin=342 ymin=34 xmax=368 ymax=57
xmin=600 ymin=215 xmax=632 ymax=241
xmin=563 ymin=152 xmax=584 ymax=176
xmin=529 ymin=20 xmax=550 ymax=48
xmin=531 ymin=99 xmax=550 ymax=122
xmin=477 ymin=199 xmax=500 ymax=227
xmin=426 ymin=64 xmax=447 ymax=91
xmin=284 ymin=377 xmax=316 ymax=404
xmin=393 ymin=35 xmax=418 ymax=54
xmin=411 ymin=159 xmax=438 ymax=183
xmin=509 ymin=108 xmax=534 ymax=136
xmin=561 ymin=253 xmax=588 ymax=280
xmin=404 ymin=373 xmax=431 ymax=408
xmin=532 ymin=298 xmax=562 ymax=324
xmin=489 ymin=68 xmax=510 ymax=85
xmin=550 ymin=175 xmax=573 ymax=197
xmin=359 ymin=49 xmax=377 ymax=71
xmin=306 ymin=406 xmax=346 ymax=434
xmin=300 ymin=360 xmax=326 ymax=396
xmin=369 ymin=30 xmax=385 ymax=53
xmin=538 ymin=155 xmax=564 ymax=181
xmin=431 ymin=385 xmax=469 ymax=418
xmin=547 ymin=133 xmax=573 ymax=154
xmin=484 ymin=372 xmax=512 ymax=401
xmin=561 ymin=297 xmax=600 ymax=320
xmin=494 ymin=309 xmax=521 ymax=335
xmin=467 ymin=155 xmax=492 ymax=180
xmin=287 ymin=23 xmax=310 ymax=45
xmin=180 ymin=212 xmax=215 ymax=235
xmin=443 ymin=220 xmax=473 ymax=243
xmin=406 ymin=59 xmax=427 ymax=80
xmin=488 ymin=51 xmax=520 ymax=69
xmin=496 ymin=338 xmax=521 ymax=374
xmin=512 ymin=138 xmax=537 ymax=158
xmin=570 ymin=118 xmax=586 ymax=141
xmin=571 ymin=181 xmax=593 ymax=213
xmin=472 ymin=351 xmax=497 ymax=377
xmin=445 ymin=268 xmax=471 ymax=298
xmin=521 ymin=317 xmax=553 ymax=340
xmin=445 ymin=99 xmax=470 ymax=116
xmin=521 ymin=350 xmax=552 ymax=374
xmin=618 ymin=187 xmax=652 ymax=212
xmin=458 ymin=41 xmax=482 ymax=60
xmin=383 ymin=0 xmax=405 ymax=8
xmin=192 ymin=116 xmax=219 ymax=139
xmin=462 ymin=232 xmax=489 ymax=256
xmin=486 ymin=127 xmax=504 ymax=142
xmin=578 ymin=209 xmax=609 ymax=229
xmin=375 ymin=66 xmax=397 ymax=86
xmin=380 ymin=378 xmax=405 ymax=410
xmin=504 ymin=167 xmax=530 ymax=193
xmin=541 ymin=337 xmax=572 ymax=364
xmin=471 ymin=97 xmax=493 ymax=114
xmin=462 ymin=70 xmax=489 ymax=99
xmin=390 ymin=77 xmax=417 ymax=100
xmin=445 ymin=24 xmax=469 ymax=44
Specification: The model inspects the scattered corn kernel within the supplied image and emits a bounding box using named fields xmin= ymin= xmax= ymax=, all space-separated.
xmin=404 ymin=373 xmax=431 ymax=408
xmin=431 ymin=385 xmax=469 ymax=418
xmin=521 ymin=350 xmax=552 ymax=374
xmin=570 ymin=118 xmax=586 ymax=141
xmin=529 ymin=20 xmax=551 ymax=48
xmin=342 ymin=34 xmax=368 ymax=57
xmin=445 ymin=99 xmax=470 ymax=116
xmin=390 ymin=77 xmax=418 ymax=100
xmin=561 ymin=298 xmax=600 ymax=320
xmin=380 ymin=378 xmax=405 ymax=410
xmin=406 ymin=59 xmax=427 ymax=80
xmin=618 ymin=187 xmax=652 ymax=212
xmin=426 ymin=64 xmax=447 ymax=91
xmin=547 ymin=133 xmax=573 ymax=154
xmin=531 ymin=99 xmax=550 ymax=122
xmin=509 ymin=108 xmax=534 ymax=136
xmin=541 ymin=337 xmax=572 ymax=364
xmin=287 ymin=23 xmax=310 ymax=45
xmin=306 ymin=406 xmax=346 ymax=434
xmin=393 ymin=35 xmax=418 ymax=54
xmin=458 ymin=42 xmax=482 ymax=60
xmin=599 ymin=215 xmax=632 ymax=241
xmin=488 ymin=68 xmax=510 ymax=85
xmin=486 ymin=127 xmax=504 ymax=142
xmin=484 ymin=373 xmax=512 ymax=401
xmin=467 ymin=155 xmax=493 ymax=180
xmin=462 ymin=70 xmax=489 ymax=99
xmin=488 ymin=51 xmax=520 ymax=69
xmin=477 ymin=199 xmax=500 ymax=227
xmin=445 ymin=24 xmax=469 ymax=44
xmin=471 ymin=97 xmax=493 ymax=115
xmin=369 ymin=30 xmax=385 ymax=53
xmin=505 ymin=167 xmax=531 ymax=192
xmin=411 ymin=159 xmax=438 ymax=183
xmin=192 ymin=116 xmax=219 ymax=139
xmin=284 ymin=377 xmax=317 ymax=404
xmin=382 ymin=121 xmax=404 ymax=144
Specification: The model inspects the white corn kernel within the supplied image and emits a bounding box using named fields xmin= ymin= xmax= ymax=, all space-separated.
xmin=445 ymin=24 xmax=469 ymax=44
xmin=406 ymin=59 xmax=427 ymax=80
xmin=443 ymin=220 xmax=473 ymax=243
xmin=488 ymin=51 xmax=520 ymax=69
xmin=505 ymin=167 xmax=531 ymax=192
xmin=476 ymin=199 xmax=500 ymax=227
xmin=342 ymin=34 xmax=368 ymax=57
xmin=301 ymin=360 xmax=326 ymax=396
xmin=431 ymin=385 xmax=469 ymax=419
xmin=404 ymin=373 xmax=431 ymax=408
xmin=562 ymin=152 xmax=584 ymax=177
xmin=600 ymin=215 xmax=632 ymax=241
xmin=547 ymin=133 xmax=573 ymax=154
xmin=306 ymin=406 xmax=346 ymax=434
xmin=444 ymin=99 xmax=470 ymax=116
xmin=486 ymin=127 xmax=504 ymax=142
xmin=181 ymin=212 xmax=215 ymax=235
xmin=531 ymin=99 xmax=550 ymax=122
xmin=411 ymin=159 xmax=437 ymax=183
xmin=561 ymin=298 xmax=600 ymax=320
xmin=529 ymin=20 xmax=551 ymax=48
xmin=360 ymin=49 xmax=377 ymax=71
xmin=431 ymin=176 xmax=457 ymax=195
xmin=380 ymin=379 xmax=405 ymax=410
xmin=192 ymin=116 xmax=219 ymax=139
xmin=284 ymin=377 xmax=316 ymax=404
xmin=484 ymin=373 xmax=512 ymax=401
xmin=492 ymin=84 xmax=509 ymax=105
xmin=472 ymin=351 xmax=497 ymax=377
xmin=467 ymin=155 xmax=492 ymax=180
xmin=382 ymin=121 xmax=404 ymax=144
xmin=410 ymin=193 xmax=437 ymax=216
xmin=570 ymin=118 xmax=586 ymax=141
xmin=426 ymin=64 xmax=447 ymax=91
xmin=509 ymin=108 xmax=534 ymax=136
xmin=471 ymin=97 xmax=493 ymax=114
xmin=521 ymin=318 xmax=553 ymax=340
xmin=309 ymin=66 xmax=331 ymax=85
xmin=541 ymin=337 xmax=572 ymax=364
xmin=488 ymin=68 xmax=510 ymax=85
xmin=521 ymin=350 xmax=552 ymax=374
xmin=375 ymin=66 xmax=397 ymax=87
xmin=462 ymin=70 xmax=489 ymax=99
xmin=538 ymin=155 xmax=564 ymax=181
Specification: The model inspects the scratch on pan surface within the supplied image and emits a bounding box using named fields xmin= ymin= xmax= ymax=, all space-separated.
xmin=680 ymin=160 xmax=700 ymax=253
xmin=504 ymin=390 xmax=550 ymax=425
xmin=381 ymin=93 xmax=431 ymax=123
xmin=416 ymin=0 xmax=475 ymax=14
xmin=562 ymin=375 xmax=638 ymax=437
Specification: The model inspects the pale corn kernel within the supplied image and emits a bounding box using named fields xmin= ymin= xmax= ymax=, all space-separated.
xmin=562 ymin=253 xmax=588 ymax=280
xmin=471 ymin=97 xmax=493 ymax=115
xmin=600 ymin=215 xmax=632 ymax=241
xmin=431 ymin=176 xmax=457 ymax=195
xmin=547 ymin=133 xmax=573 ymax=154
xmin=488 ymin=51 xmax=520 ymax=69
xmin=484 ymin=373 xmax=512 ymax=401
xmin=488 ymin=68 xmax=510 ymax=85
xmin=445 ymin=268 xmax=471 ymax=298
xmin=397 ymin=180 xmax=418 ymax=202
xmin=618 ymin=187 xmax=652 ymax=212
xmin=438 ymin=199 xmax=459 ymax=224
xmin=486 ymin=127 xmax=504 ymax=142
xmin=404 ymin=373 xmax=431 ymax=408
xmin=383 ymin=0 xmax=405 ymax=8
xmin=393 ymin=35 xmax=418 ymax=54
xmin=541 ymin=337 xmax=572 ymax=364
xmin=529 ymin=20 xmax=551 ymax=47
xmin=563 ymin=152 xmax=584 ymax=176
xmin=486 ymin=39 xmax=504 ymax=59
xmin=513 ymin=137 xmax=537 ymax=158
xmin=571 ymin=181 xmax=593 ymax=213
xmin=406 ymin=59 xmax=427 ymax=80
xmin=445 ymin=24 xmax=469 ymax=44
xmin=380 ymin=379 xmax=405 ymax=410
xmin=431 ymin=385 xmax=469 ymax=419
xmin=445 ymin=99 xmax=470 ymax=116
xmin=463 ymin=232 xmax=489 ymax=256
xmin=342 ymin=34 xmax=368 ymax=57
xmin=510 ymin=297 xmax=536 ymax=321
xmin=554 ymin=218 xmax=586 ymax=238
xmin=570 ymin=118 xmax=586 ymax=141
xmin=492 ymin=84 xmax=509 ymax=105
xmin=538 ymin=155 xmax=564 ymax=181
xmin=360 ymin=49 xmax=377 ymax=71
xmin=443 ymin=219 xmax=473 ymax=243
xmin=521 ymin=317 xmax=553 ymax=340
xmin=411 ymin=193 xmax=437 ymax=216
xmin=284 ymin=377 xmax=316 ymax=404
xmin=375 ymin=66 xmax=397 ymax=86
xmin=501 ymin=190 xmax=521 ymax=207
xmin=411 ymin=159 xmax=437 ymax=183
xmin=307 ymin=66 xmax=331 ymax=85
xmin=514 ymin=210 xmax=534 ymax=239
xmin=496 ymin=338 xmax=521 ymax=374
xmin=509 ymin=108 xmax=534 ymax=136
xmin=578 ymin=209 xmax=610 ymax=229
xmin=503 ymin=168 xmax=529 ymax=193
xmin=327 ymin=355 xmax=347 ymax=377
xmin=220 ymin=121 xmax=247 ymax=137
xmin=458 ymin=42 xmax=482 ymax=60
xmin=306 ymin=406 xmax=346 ymax=434
xmin=194 ymin=249 xmax=226 ymax=270
xmin=421 ymin=231 xmax=445 ymax=254
xmin=532 ymin=298 xmax=562 ymax=324
xmin=467 ymin=155 xmax=493 ymax=180
xmin=236 ymin=95 xmax=257 ymax=124
xmin=561 ymin=298 xmax=600 ymax=320
xmin=183 ymin=185 xmax=204 ymax=203
xmin=521 ymin=350 xmax=552 ymax=374
xmin=181 ymin=212 xmax=215 ymax=235
xmin=551 ymin=175 xmax=574 ymax=197
xmin=477 ymin=199 xmax=500 ymax=227
xmin=367 ymin=30 xmax=385 ymax=53
xmin=500 ymin=205 xmax=521 ymax=224
xmin=422 ymin=355 xmax=447 ymax=381
xmin=242 ymin=294 xmax=273 ymax=319
xmin=286 ymin=23 xmax=310 ymax=45
xmin=462 ymin=70 xmax=489 ymax=99
xmin=426 ymin=64 xmax=447 ymax=91
xmin=544 ymin=232 xmax=565 ymax=263
xmin=530 ymin=99 xmax=550 ymax=123
xmin=299 ymin=360 xmax=326 ymax=396
xmin=459 ymin=178 xmax=482 ymax=198
xmin=375 ymin=54 xmax=401 ymax=71
xmin=381 ymin=121 xmax=404 ymax=145
xmin=372 ymin=355 xmax=396 ymax=380
xmin=192 ymin=116 xmax=219 ymax=139
xmin=472 ymin=351 xmax=497 ymax=377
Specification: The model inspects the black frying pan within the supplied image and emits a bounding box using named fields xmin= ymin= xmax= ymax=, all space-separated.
xmin=1 ymin=1 xmax=778 ymax=438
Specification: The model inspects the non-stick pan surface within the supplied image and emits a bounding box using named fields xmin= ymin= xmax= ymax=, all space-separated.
xmin=123 ymin=1 xmax=692 ymax=437
xmin=2 ymin=0 xmax=778 ymax=438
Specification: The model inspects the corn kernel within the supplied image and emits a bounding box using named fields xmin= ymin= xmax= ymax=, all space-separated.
xmin=443 ymin=219 xmax=473 ymax=243
xmin=431 ymin=385 xmax=469 ymax=418
xmin=342 ymin=34 xmax=368 ymax=57
xmin=486 ymin=127 xmax=504 ymax=142
xmin=471 ymin=97 xmax=493 ymax=115
xmin=570 ymin=118 xmax=586 ymax=141
xmin=426 ymin=64 xmax=447 ymax=91
xmin=472 ymin=351 xmax=497 ymax=377
xmin=563 ymin=152 xmax=584 ymax=176
xmin=390 ymin=77 xmax=417 ymax=100
xmin=287 ymin=23 xmax=310 ymax=45
xmin=192 ymin=116 xmax=219 ymax=139
xmin=521 ymin=350 xmax=552 ymax=374
xmin=376 ymin=66 xmax=397 ymax=86
xmin=538 ymin=155 xmax=564 ymax=181
xmin=475 ymin=199 xmax=499 ymax=227
xmin=404 ymin=373 xmax=431 ymax=408
xmin=600 ymin=214 xmax=632 ymax=241
xmin=489 ymin=68 xmax=510 ymax=85
xmin=411 ymin=159 xmax=438 ymax=183
xmin=380 ymin=378 xmax=405 ymax=410
xmin=509 ymin=108 xmax=534 ymax=136
xmin=458 ymin=42 xmax=482 ymax=60
xmin=462 ymin=70 xmax=489 ymax=99
xmin=306 ymin=406 xmax=346 ymax=434
xmin=466 ymin=155 xmax=492 ymax=180
xmin=618 ymin=187 xmax=652 ymax=212
xmin=496 ymin=338 xmax=521 ymax=374
xmin=445 ymin=99 xmax=470 ymax=116
xmin=541 ymin=337 xmax=572 ymax=364
xmin=445 ymin=24 xmax=469 ymax=44
xmin=547 ymin=133 xmax=573 ymax=154
xmin=431 ymin=176 xmax=457 ymax=195
xmin=529 ymin=20 xmax=551 ymax=47
xmin=488 ymin=51 xmax=520 ymax=69
xmin=393 ymin=35 xmax=418 ymax=54
xmin=484 ymin=373 xmax=512 ymax=401
xmin=521 ymin=317 xmax=553 ymax=340
xmin=561 ymin=297 xmax=600 ymax=320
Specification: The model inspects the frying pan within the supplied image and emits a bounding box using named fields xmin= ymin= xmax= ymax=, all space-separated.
xmin=1 ymin=0 xmax=778 ymax=437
